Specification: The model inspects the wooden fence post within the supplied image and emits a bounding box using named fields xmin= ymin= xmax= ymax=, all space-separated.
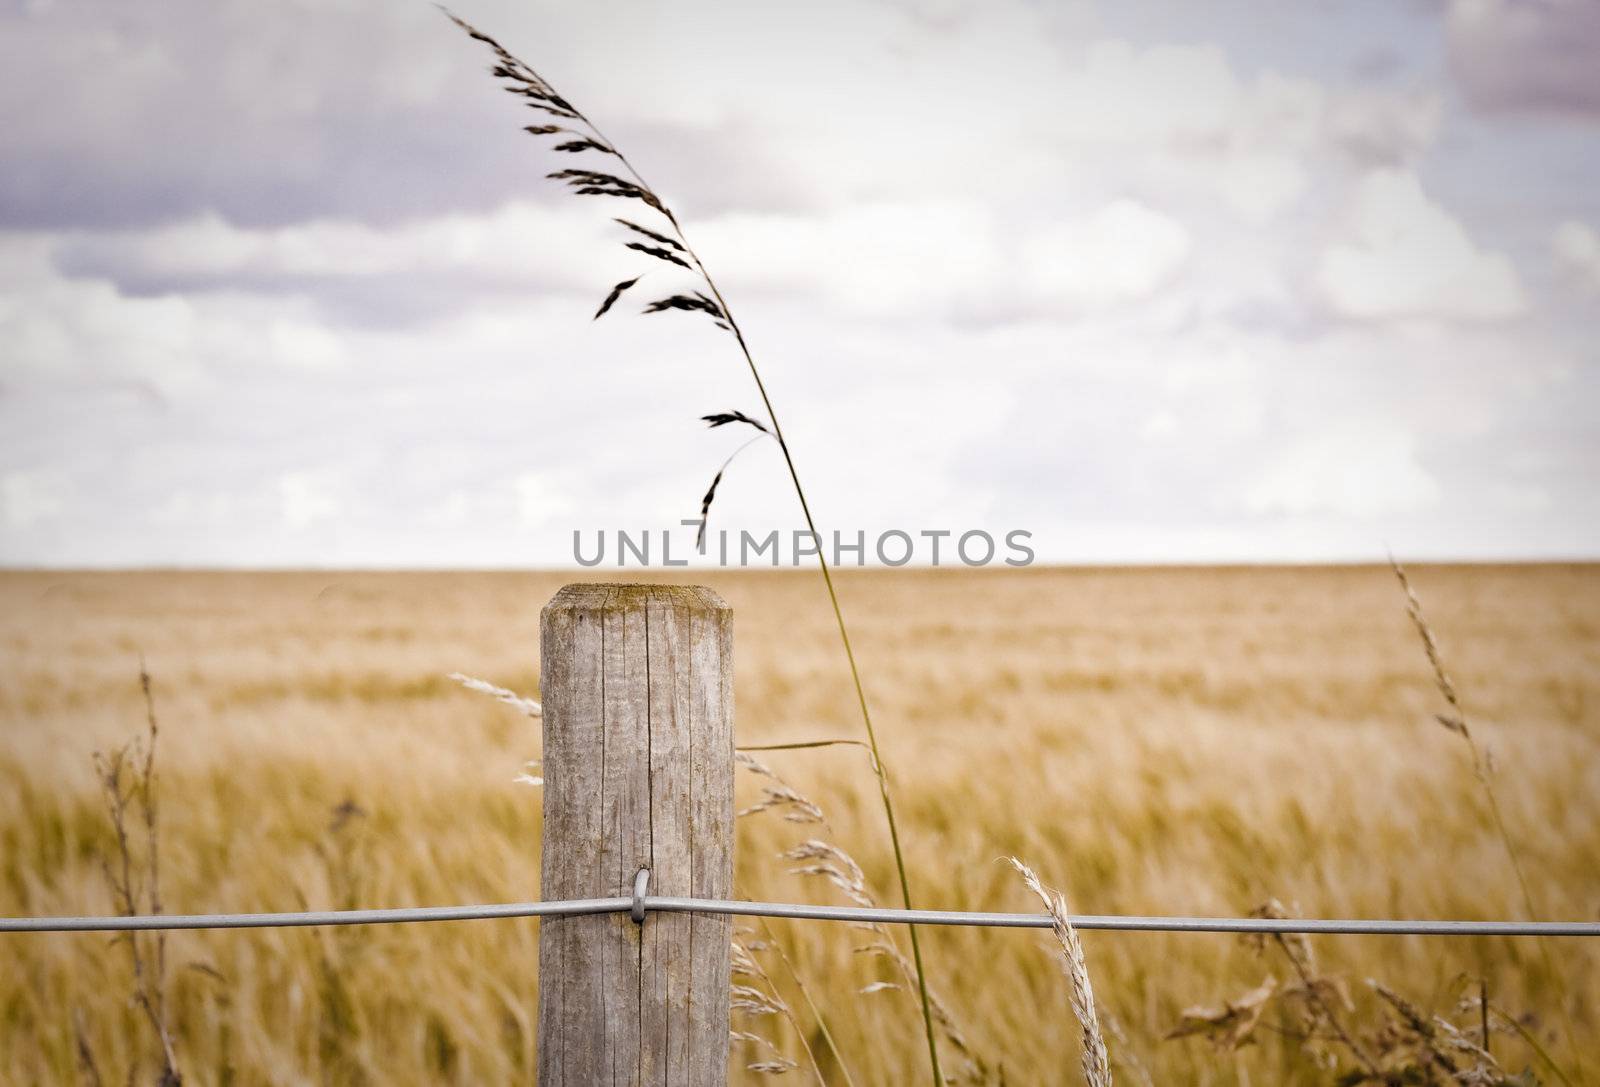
xmin=538 ymin=584 xmax=734 ymax=1085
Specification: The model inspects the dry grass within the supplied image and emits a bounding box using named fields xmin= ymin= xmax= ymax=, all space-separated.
xmin=1009 ymin=858 xmax=1112 ymax=1087
xmin=1 ymin=564 xmax=1597 ymax=1084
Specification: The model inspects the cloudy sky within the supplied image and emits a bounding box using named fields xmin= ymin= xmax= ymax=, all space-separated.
xmin=2 ymin=0 xmax=1597 ymax=567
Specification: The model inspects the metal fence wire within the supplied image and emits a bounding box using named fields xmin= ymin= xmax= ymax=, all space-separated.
xmin=5 ymin=894 xmax=1598 ymax=937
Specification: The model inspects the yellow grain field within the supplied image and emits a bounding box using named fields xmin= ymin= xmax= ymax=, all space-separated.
xmin=2 ymin=565 xmax=1596 ymax=1084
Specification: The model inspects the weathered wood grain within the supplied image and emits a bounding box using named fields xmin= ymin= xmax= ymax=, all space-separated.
xmin=538 ymin=584 xmax=733 ymax=1086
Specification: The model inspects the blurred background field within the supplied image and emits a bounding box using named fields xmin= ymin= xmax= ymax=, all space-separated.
xmin=1 ymin=565 xmax=1596 ymax=1084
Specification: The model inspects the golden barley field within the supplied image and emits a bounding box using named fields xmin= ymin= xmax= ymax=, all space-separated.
xmin=2 ymin=565 xmax=1597 ymax=1084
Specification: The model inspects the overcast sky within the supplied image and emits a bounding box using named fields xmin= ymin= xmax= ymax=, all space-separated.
xmin=2 ymin=0 xmax=1597 ymax=567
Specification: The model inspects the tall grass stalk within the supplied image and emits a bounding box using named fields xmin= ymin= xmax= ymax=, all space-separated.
xmin=1390 ymin=559 xmax=1585 ymax=1084
xmin=86 ymin=660 xmax=182 ymax=1085
xmin=444 ymin=13 xmax=944 ymax=1080
xmin=1009 ymin=858 xmax=1112 ymax=1087
xmin=737 ymin=752 xmax=989 ymax=1082
xmin=1391 ymin=561 xmax=1532 ymax=905
xmin=754 ymin=915 xmax=861 ymax=1087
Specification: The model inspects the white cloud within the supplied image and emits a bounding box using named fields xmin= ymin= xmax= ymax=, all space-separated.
xmin=1047 ymin=43 xmax=1323 ymax=222
xmin=267 ymin=320 xmax=346 ymax=369
xmin=278 ymin=471 xmax=340 ymax=529
xmin=1 ymin=470 xmax=66 ymax=528
xmin=1324 ymin=88 xmax=1443 ymax=165
xmin=692 ymin=196 xmax=1193 ymax=317
xmin=53 ymin=203 xmax=615 ymax=289
xmin=0 ymin=247 xmax=200 ymax=386
xmin=1044 ymin=44 xmax=1438 ymax=223
xmin=1552 ymin=220 xmax=1600 ymax=293
xmin=694 ymin=200 xmax=1002 ymax=318
xmin=0 ymin=236 xmax=373 ymax=395
xmin=1206 ymin=153 xmax=1309 ymax=224
xmin=515 ymin=473 xmax=575 ymax=528
xmin=1057 ymin=41 xmax=1258 ymax=144
xmin=1314 ymin=169 xmax=1525 ymax=322
xmin=1243 ymin=421 xmax=1441 ymax=519
xmin=1139 ymin=408 xmax=1180 ymax=441
xmin=1023 ymin=199 xmax=1192 ymax=308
